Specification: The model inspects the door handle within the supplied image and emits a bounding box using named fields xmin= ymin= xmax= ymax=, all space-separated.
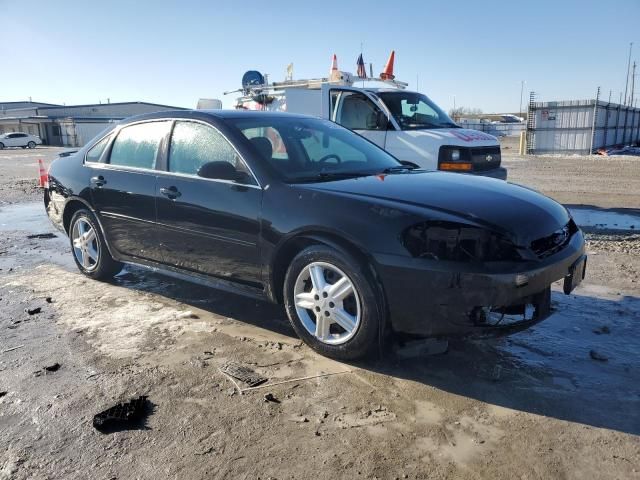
xmin=90 ymin=175 xmax=106 ymax=187
xmin=160 ymin=186 xmax=182 ymax=199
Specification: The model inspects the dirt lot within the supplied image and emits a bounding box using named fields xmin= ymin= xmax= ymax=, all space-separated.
xmin=1 ymin=146 xmax=639 ymax=479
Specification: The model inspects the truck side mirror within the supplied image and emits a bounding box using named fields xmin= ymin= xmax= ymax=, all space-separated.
xmin=367 ymin=111 xmax=390 ymax=130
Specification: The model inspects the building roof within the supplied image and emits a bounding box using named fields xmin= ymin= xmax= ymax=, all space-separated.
xmin=37 ymin=101 xmax=187 ymax=111
xmin=0 ymin=101 xmax=62 ymax=110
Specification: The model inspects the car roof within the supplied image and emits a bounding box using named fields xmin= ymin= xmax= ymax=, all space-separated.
xmin=120 ymin=109 xmax=314 ymax=125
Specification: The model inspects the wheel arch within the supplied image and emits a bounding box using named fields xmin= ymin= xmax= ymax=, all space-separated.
xmin=62 ymin=197 xmax=94 ymax=233
xmin=269 ymin=230 xmax=386 ymax=307
xmin=61 ymin=197 xmax=117 ymax=259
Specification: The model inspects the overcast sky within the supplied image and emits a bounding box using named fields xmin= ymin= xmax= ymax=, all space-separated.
xmin=1 ymin=0 xmax=639 ymax=113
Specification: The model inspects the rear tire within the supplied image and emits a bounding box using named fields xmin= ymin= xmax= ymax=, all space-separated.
xmin=27 ymin=141 xmax=36 ymax=149
xmin=0 ymin=143 xmax=4 ymax=149
xmin=69 ymin=209 xmax=122 ymax=280
xmin=283 ymin=245 xmax=383 ymax=360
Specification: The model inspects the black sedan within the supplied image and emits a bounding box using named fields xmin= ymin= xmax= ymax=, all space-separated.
xmin=45 ymin=110 xmax=586 ymax=360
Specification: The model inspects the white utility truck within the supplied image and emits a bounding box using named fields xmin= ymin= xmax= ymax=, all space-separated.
xmin=230 ymin=56 xmax=506 ymax=179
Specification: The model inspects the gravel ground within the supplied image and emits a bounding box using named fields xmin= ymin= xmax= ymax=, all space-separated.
xmin=501 ymin=137 xmax=640 ymax=209
xmin=0 ymin=147 xmax=65 ymax=205
xmin=1 ymin=144 xmax=639 ymax=479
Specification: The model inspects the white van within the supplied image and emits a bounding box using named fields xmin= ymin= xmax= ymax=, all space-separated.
xmin=234 ymin=76 xmax=506 ymax=179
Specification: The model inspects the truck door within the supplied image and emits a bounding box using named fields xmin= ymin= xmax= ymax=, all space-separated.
xmin=322 ymin=87 xmax=389 ymax=148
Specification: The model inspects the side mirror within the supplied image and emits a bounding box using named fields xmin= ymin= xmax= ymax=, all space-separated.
xmin=197 ymin=161 xmax=244 ymax=182
xmin=367 ymin=111 xmax=390 ymax=130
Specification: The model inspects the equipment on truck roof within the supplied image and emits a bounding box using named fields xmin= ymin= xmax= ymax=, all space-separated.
xmin=226 ymin=52 xmax=408 ymax=109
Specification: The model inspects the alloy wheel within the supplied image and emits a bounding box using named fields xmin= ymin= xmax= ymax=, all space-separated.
xmin=72 ymin=218 xmax=99 ymax=271
xmin=293 ymin=261 xmax=361 ymax=345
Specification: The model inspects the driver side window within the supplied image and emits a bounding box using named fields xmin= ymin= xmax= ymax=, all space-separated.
xmin=334 ymin=92 xmax=384 ymax=131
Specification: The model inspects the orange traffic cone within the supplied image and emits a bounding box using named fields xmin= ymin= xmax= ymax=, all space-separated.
xmin=38 ymin=159 xmax=47 ymax=188
xmin=329 ymin=54 xmax=338 ymax=79
xmin=380 ymin=50 xmax=395 ymax=80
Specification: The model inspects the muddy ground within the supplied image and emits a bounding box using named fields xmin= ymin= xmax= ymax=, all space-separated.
xmin=0 ymin=146 xmax=639 ymax=479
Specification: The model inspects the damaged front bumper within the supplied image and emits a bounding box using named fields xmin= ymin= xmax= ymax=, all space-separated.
xmin=375 ymin=230 xmax=585 ymax=337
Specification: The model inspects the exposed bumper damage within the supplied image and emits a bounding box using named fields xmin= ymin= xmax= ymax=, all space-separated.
xmin=375 ymin=228 xmax=585 ymax=337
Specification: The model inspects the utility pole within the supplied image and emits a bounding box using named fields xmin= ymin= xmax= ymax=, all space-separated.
xmin=519 ymin=80 xmax=526 ymax=117
xmin=631 ymin=61 xmax=636 ymax=109
xmin=623 ymin=42 xmax=633 ymax=106
xmin=589 ymin=86 xmax=601 ymax=155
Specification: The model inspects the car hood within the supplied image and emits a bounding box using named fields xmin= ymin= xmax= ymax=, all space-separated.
xmin=299 ymin=172 xmax=570 ymax=245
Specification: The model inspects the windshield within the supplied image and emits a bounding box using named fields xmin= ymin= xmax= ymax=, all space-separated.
xmin=377 ymin=91 xmax=458 ymax=130
xmin=228 ymin=116 xmax=403 ymax=182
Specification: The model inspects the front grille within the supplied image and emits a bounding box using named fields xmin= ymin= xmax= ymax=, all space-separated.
xmin=530 ymin=220 xmax=577 ymax=259
xmin=471 ymin=146 xmax=501 ymax=172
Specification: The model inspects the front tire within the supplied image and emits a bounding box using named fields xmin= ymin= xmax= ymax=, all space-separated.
xmin=27 ymin=141 xmax=36 ymax=149
xmin=69 ymin=209 xmax=122 ymax=280
xmin=0 ymin=143 xmax=4 ymax=149
xmin=283 ymin=245 xmax=383 ymax=360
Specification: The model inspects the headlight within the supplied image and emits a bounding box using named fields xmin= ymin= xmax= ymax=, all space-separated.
xmin=402 ymin=221 xmax=521 ymax=262
xmin=438 ymin=146 xmax=472 ymax=172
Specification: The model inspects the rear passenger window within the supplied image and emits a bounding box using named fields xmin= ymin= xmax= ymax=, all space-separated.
xmin=85 ymin=135 xmax=112 ymax=163
xmin=109 ymin=121 xmax=170 ymax=170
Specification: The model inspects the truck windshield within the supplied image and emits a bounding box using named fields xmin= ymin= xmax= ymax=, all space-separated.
xmin=377 ymin=92 xmax=458 ymax=130
xmin=229 ymin=116 xmax=403 ymax=183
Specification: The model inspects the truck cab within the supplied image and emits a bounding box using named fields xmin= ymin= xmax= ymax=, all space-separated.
xmin=232 ymin=65 xmax=506 ymax=179
xmin=322 ymin=85 xmax=506 ymax=179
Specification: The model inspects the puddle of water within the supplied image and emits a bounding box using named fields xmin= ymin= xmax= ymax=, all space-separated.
xmin=568 ymin=207 xmax=639 ymax=231
xmin=0 ymin=201 xmax=50 ymax=233
xmin=501 ymin=284 xmax=640 ymax=393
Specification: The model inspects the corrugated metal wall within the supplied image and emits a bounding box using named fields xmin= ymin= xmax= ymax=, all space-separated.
xmin=74 ymin=122 xmax=114 ymax=146
xmin=38 ymin=103 xmax=182 ymax=118
xmin=527 ymin=97 xmax=640 ymax=154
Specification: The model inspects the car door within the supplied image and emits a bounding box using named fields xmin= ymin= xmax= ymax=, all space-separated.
xmin=5 ymin=133 xmax=21 ymax=147
xmin=155 ymin=120 xmax=263 ymax=285
xmin=87 ymin=120 xmax=171 ymax=262
xmin=326 ymin=88 xmax=389 ymax=148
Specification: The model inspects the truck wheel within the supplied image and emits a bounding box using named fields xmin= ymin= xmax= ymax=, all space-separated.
xmin=69 ymin=209 xmax=122 ymax=280
xmin=283 ymin=245 xmax=383 ymax=360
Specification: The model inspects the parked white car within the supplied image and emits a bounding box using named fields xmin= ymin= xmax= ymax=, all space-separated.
xmin=0 ymin=132 xmax=42 ymax=149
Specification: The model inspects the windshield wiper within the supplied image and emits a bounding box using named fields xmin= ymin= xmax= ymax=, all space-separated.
xmin=289 ymin=171 xmax=373 ymax=183
xmin=403 ymin=122 xmax=459 ymax=129
xmin=380 ymin=165 xmax=416 ymax=174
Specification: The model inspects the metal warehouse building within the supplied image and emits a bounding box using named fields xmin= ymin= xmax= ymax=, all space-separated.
xmin=525 ymin=94 xmax=640 ymax=154
xmin=0 ymin=101 xmax=186 ymax=147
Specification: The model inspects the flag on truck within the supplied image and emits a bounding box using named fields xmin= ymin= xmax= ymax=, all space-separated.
xmin=356 ymin=53 xmax=366 ymax=78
